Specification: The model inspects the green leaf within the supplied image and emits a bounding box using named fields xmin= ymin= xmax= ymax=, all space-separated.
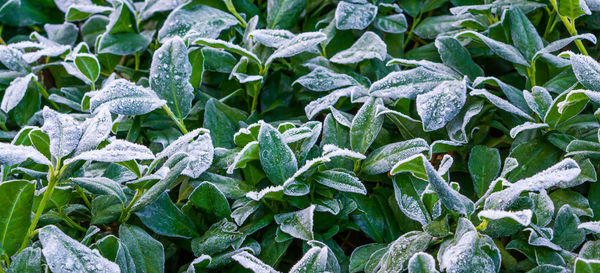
xmin=289 ymin=241 xmax=339 ymax=273
xmin=416 ymin=80 xmax=467 ymax=131
xmin=335 ymin=1 xmax=377 ymax=30
xmin=266 ymin=32 xmax=326 ymax=66
xmin=575 ymin=258 xmax=600 ymax=273
xmin=558 ymin=0 xmax=591 ymax=19
xmin=455 ymin=31 xmax=529 ymax=66
xmin=468 ymin=145 xmax=501 ymax=198
xmin=330 ymin=31 xmax=387 ymax=64
xmin=393 ymin=174 xmax=431 ymax=225
xmin=194 ymin=38 xmax=262 ymax=67
xmin=362 ymin=138 xmax=429 ymax=175
xmin=150 ymin=36 xmax=194 ymax=120
xmin=259 ymin=122 xmax=298 ymax=185
xmin=369 ymin=67 xmax=456 ymax=100
xmin=267 ymin=0 xmax=306 ymax=29
xmin=0 ymin=143 xmax=51 ymax=166
xmin=66 ymin=139 xmax=155 ymax=164
xmin=0 ymin=73 xmax=37 ymax=113
xmin=90 ymin=79 xmax=166 ymax=115
xmin=135 ymin=193 xmax=198 ymax=239
xmin=188 ymin=182 xmax=231 ymax=218
xmin=191 ymin=219 xmax=242 ymax=256
xmin=119 ymin=224 xmax=165 ymax=273
xmin=274 ymin=205 xmax=315 ymax=241
xmin=293 ymin=66 xmax=359 ymax=92
xmin=71 ymin=177 xmax=127 ymax=203
xmin=314 ymin=169 xmax=366 ymax=194
xmin=74 ymin=53 xmax=100 ymax=84
xmin=349 ymin=243 xmax=386 ymax=273
xmin=0 ymin=180 xmax=34 ymax=256
xmin=374 ymin=14 xmax=408 ymax=34
xmin=374 ymin=231 xmax=432 ymax=272
xmin=408 ymin=252 xmax=439 ymax=273
xmin=232 ymin=251 xmax=280 ymax=273
xmin=571 ymin=53 xmax=600 ymax=91
xmin=506 ymin=7 xmax=543 ymax=61
xmin=7 ymin=247 xmax=42 ymax=273
xmin=158 ymin=3 xmax=238 ymax=42
xmin=39 ymin=225 xmax=121 ymax=273
xmin=203 ymin=98 xmax=248 ymax=148
xmin=552 ymin=205 xmax=585 ymax=251
xmin=350 ymin=97 xmax=383 ymax=154
xmin=435 ymin=37 xmax=483 ymax=80
xmin=95 ymin=235 xmax=137 ymax=273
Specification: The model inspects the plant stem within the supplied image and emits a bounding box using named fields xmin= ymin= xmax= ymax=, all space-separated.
xmin=119 ymin=189 xmax=143 ymax=223
xmin=403 ymin=12 xmax=422 ymax=49
xmin=19 ymin=167 xmax=59 ymax=252
xmin=34 ymin=81 xmax=60 ymax=110
xmin=162 ymin=105 xmax=188 ymax=134
xmin=134 ymin=52 xmax=140 ymax=71
xmin=224 ymin=0 xmax=247 ymax=28
xmin=58 ymin=208 xmax=87 ymax=232
xmin=550 ymin=0 xmax=589 ymax=55
xmin=76 ymin=186 xmax=92 ymax=208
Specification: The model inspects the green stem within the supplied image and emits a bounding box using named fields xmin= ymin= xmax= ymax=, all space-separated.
xmin=35 ymin=81 xmax=60 ymax=110
xmin=403 ymin=12 xmax=422 ymax=49
xmin=162 ymin=105 xmax=188 ymax=134
xmin=134 ymin=52 xmax=140 ymax=71
xmin=551 ymin=0 xmax=589 ymax=55
xmin=119 ymin=189 xmax=143 ymax=223
xmin=527 ymin=66 xmax=536 ymax=87
xmin=224 ymin=0 xmax=247 ymax=28
xmin=19 ymin=167 xmax=59 ymax=252
xmin=76 ymin=186 xmax=92 ymax=208
xmin=58 ymin=208 xmax=87 ymax=232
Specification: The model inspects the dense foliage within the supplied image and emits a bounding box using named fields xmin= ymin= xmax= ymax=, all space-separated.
xmin=1 ymin=0 xmax=600 ymax=272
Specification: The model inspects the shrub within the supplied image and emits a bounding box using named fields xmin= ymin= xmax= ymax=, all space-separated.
xmin=0 ymin=0 xmax=600 ymax=272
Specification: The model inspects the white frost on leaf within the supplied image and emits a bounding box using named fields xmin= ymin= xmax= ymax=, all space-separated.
xmin=232 ymin=251 xmax=280 ymax=273
xmin=0 ymin=143 xmax=51 ymax=166
xmin=274 ymin=205 xmax=315 ymax=241
xmin=66 ymin=139 xmax=155 ymax=164
xmin=330 ymin=31 xmax=386 ymax=64
xmin=266 ymin=32 xmax=327 ymax=66
xmin=157 ymin=3 xmax=238 ymax=42
xmin=470 ymin=89 xmax=535 ymax=121
xmin=416 ymin=80 xmax=467 ymax=132
xmin=293 ymin=66 xmax=359 ymax=92
xmin=509 ymin=122 xmax=549 ymax=138
xmin=249 ymin=29 xmax=295 ymax=48
xmin=90 ymin=79 xmax=166 ymax=115
xmin=335 ymin=1 xmax=378 ymax=30
xmin=246 ymin=185 xmax=283 ymax=201
xmin=578 ymin=221 xmax=600 ymax=234
xmin=305 ymin=86 xmax=355 ymax=119
xmin=74 ymin=107 xmax=112 ymax=155
xmin=368 ymin=67 xmax=455 ymax=100
xmin=42 ymin=107 xmax=82 ymax=160
xmin=181 ymin=132 xmax=214 ymax=178
xmin=478 ymin=209 xmax=533 ymax=226
xmin=39 ymin=225 xmax=121 ymax=273
xmin=1 ymin=73 xmax=37 ymax=113
xmin=571 ymin=53 xmax=600 ymax=91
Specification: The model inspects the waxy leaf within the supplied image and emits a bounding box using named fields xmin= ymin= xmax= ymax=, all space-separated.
xmin=259 ymin=122 xmax=298 ymax=185
xmin=90 ymin=79 xmax=166 ymax=115
xmin=335 ymin=1 xmax=377 ymax=30
xmin=330 ymin=32 xmax=387 ymax=64
xmin=0 ymin=180 xmax=34 ymax=256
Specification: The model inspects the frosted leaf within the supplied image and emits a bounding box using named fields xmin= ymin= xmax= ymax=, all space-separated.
xmin=393 ymin=174 xmax=430 ymax=225
xmin=140 ymin=0 xmax=184 ymax=21
xmin=227 ymin=141 xmax=259 ymax=174
xmin=375 ymin=14 xmax=408 ymax=34
xmin=350 ymin=97 xmax=383 ymax=154
xmin=53 ymin=0 xmax=92 ymax=13
xmin=282 ymin=128 xmax=313 ymax=143
xmin=66 ymin=4 xmax=113 ymax=21
xmin=65 ymin=139 xmax=155 ymax=164
xmin=266 ymin=32 xmax=327 ymax=66
xmin=578 ymin=221 xmax=600 ymax=234
xmin=151 ymin=37 xmax=194 ymax=119
xmin=1 ymin=73 xmax=37 ymax=113
xmin=455 ymin=31 xmax=529 ymax=66
xmin=439 ymin=228 xmax=500 ymax=273
xmin=74 ymin=107 xmax=112 ymax=155
xmin=71 ymin=176 xmax=127 ymax=202
xmin=375 ymin=231 xmax=432 ymax=273
xmin=0 ymin=143 xmax=51 ymax=166
xmin=42 ymin=107 xmax=82 ymax=160
xmin=335 ymin=1 xmax=377 ymax=30
xmin=470 ymin=89 xmax=534 ymax=121
xmin=293 ymin=66 xmax=359 ymax=92
xmin=156 ymin=128 xmax=205 ymax=160
xmin=368 ymin=67 xmax=455 ymax=100
xmin=289 ymin=241 xmax=339 ymax=273
xmin=194 ymin=38 xmax=262 ymax=66
xmin=232 ymin=251 xmax=280 ymax=273
xmin=186 ymin=255 xmax=212 ymax=272
xmin=246 ymin=185 xmax=283 ymax=201
xmin=587 ymin=0 xmax=600 ymax=10
xmin=571 ymin=53 xmax=600 ymax=91
xmin=90 ymin=79 xmax=166 ymax=115
xmin=361 ymin=138 xmax=429 ymax=175
xmin=305 ymin=86 xmax=354 ymax=119
xmin=157 ymin=3 xmax=238 ymax=42
xmin=408 ymin=252 xmax=439 ymax=273
xmin=314 ymin=169 xmax=366 ymax=194
xmin=274 ymin=205 xmax=315 ymax=241
xmin=22 ymin=45 xmax=70 ymax=64
xmin=416 ymin=80 xmax=467 ymax=131
xmin=0 ymin=45 xmax=28 ymax=71
xmin=485 ymin=158 xmax=580 ymax=210
xmin=322 ymin=144 xmax=365 ymax=160
xmin=181 ymin=132 xmax=214 ymax=178
xmin=523 ymin=228 xmax=562 ymax=251
xmin=509 ymin=122 xmax=548 ymax=138
xmin=249 ymin=29 xmax=295 ymax=48
xmin=535 ymin=34 xmax=597 ymax=58
xmin=472 ymin=76 xmax=530 ymax=113
xmin=423 ymin=155 xmax=474 ymax=216
xmin=500 ymin=157 xmax=519 ymax=178
xmin=330 ymin=31 xmax=386 ymax=64
xmin=39 ymin=225 xmax=121 ymax=273
xmin=387 ymin=58 xmax=461 ymax=78
xmin=478 ymin=209 xmax=533 ymax=226
xmin=259 ymin=122 xmax=298 ymax=185
xmin=446 ymin=100 xmax=484 ymax=143
xmin=328 ymin=107 xmax=353 ymax=127
xmin=524 ymin=86 xmax=552 ymax=118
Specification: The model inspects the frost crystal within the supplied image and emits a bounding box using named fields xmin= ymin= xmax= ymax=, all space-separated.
xmin=158 ymin=3 xmax=238 ymax=42
xmin=416 ymin=80 xmax=467 ymax=132
xmin=305 ymin=86 xmax=355 ymax=119
xmin=181 ymin=132 xmax=214 ymax=178
xmin=330 ymin=31 xmax=386 ymax=64
xmin=66 ymin=139 xmax=155 ymax=164
xmin=0 ymin=143 xmax=51 ymax=166
xmin=42 ymin=107 xmax=82 ymax=160
xmin=39 ymin=225 xmax=121 ymax=273
xmin=233 ymin=251 xmax=280 ymax=273
xmin=266 ymin=32 xmax=327 ymax=65
xmin=74 ymin=107 xmax=112 ymax=155
xmin=1 ymin=73 xmax=37 ymax=113
xmin=250 ymin=29 xmax=295 ymax=48
xmin=369 ymin=67 xmax=455 ymax=100
xmin=293 ymin=66 xmax=359 ymax=92
xmin=90 ymin=79 xmax=166 ymax=115
xmin=335 ymin=1 xmax=377 ymax=30
xmin=274 ymin=205 xmax=315 ymax=241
